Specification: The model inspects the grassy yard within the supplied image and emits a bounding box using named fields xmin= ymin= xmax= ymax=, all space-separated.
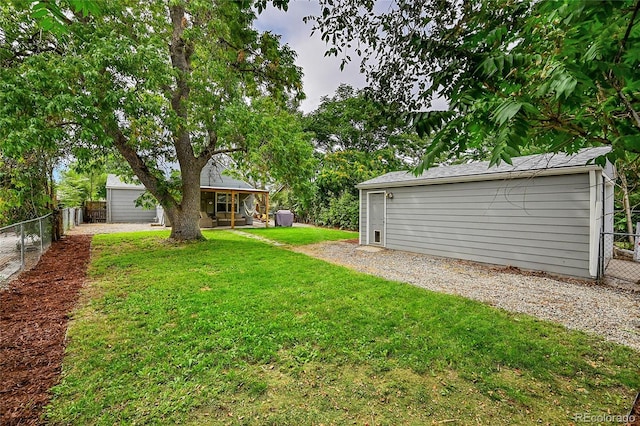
xmin=241 ymin=226 xmax=357 ymax=245
xmin=46 ymin=229 xmax=639 ymax=425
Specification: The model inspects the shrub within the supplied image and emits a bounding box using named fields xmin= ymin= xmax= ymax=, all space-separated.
xmin=314 ymin=192 xmax=359 ymax=230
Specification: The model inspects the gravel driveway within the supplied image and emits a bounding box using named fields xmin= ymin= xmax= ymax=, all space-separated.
xmin=292 ymin=241 xmax=640 ymax=352
xmin=65 ymin=222 xmax=164 ymax=235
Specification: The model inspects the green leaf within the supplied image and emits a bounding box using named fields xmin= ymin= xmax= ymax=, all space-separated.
xmin=492 ymin=100 xmax=522 ymax=126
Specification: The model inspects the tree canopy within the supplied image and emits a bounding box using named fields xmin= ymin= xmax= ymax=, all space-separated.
xmin=310 ymin=0 xmax=640 ymax=170
xmin=295 ymin=84 xmax=425 ymax=229
xmin=1 ymin=0 xmax=307 ymax=239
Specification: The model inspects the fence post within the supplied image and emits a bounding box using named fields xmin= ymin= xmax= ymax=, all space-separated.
xmin=634 ymin=222 xmax=639 ymax=262
xmin=20 ymin=222 xmax=25 ymax=268
xmin=39 ymin=217 xmax=44 ymax=253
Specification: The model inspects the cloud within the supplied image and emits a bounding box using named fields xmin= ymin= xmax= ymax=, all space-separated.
xmin=254 ymin=1 xmax=366 ymax=114
xmin=254 ymin=1 xmax=449 ymax=114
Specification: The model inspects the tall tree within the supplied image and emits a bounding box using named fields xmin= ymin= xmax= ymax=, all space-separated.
xmin=0 ymin=2 xmax=74 ymax=226
xmin=305 ymin=84 xmax=421 ymax=202
xmin=309 ymin=0 xmax=640 ymax=170
xmin=57 ymin=162 xmax=107 ymax=208
xmin=0 ymin=150 xmax=55 ymax=226
xmin=1 ymin=0 xmax=303 ymax=240
xmin=222 ymin=97 xmax=316 ymax=198
xmin=302 ymin=84 xmax=425 ymax=229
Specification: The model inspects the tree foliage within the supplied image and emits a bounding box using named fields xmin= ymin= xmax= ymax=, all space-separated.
xmin=222 ymin=97 xmax=315 ymax=196
xmin=0 ymin=2 xmax=79 ymax=226
xmin=0 ymin=150 xmax=55 ymax=226
xmin=57 ymin=162 xmax=107 ymax=208
xmin=1 ymin=0 xmax=305 ymax=240
xmin=297 ymin=85 xmax=425 ymax=229
xmin=310 ymin=0 xmax=640 ymax=170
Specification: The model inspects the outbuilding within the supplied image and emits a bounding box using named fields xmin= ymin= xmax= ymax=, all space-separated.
xmin=356 ymin=147 xmax=615 ymax=279
xmin=106 ymin=175 xmax=157 ymax=223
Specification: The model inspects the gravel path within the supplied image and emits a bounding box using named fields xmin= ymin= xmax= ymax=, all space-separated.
xmin=65 ymin=222 xmax=164 ymax=235
xmin=292 ymin=241 xmax=640 ymax=352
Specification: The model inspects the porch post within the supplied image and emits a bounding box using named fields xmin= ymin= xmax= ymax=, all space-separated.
xmin=231 ymin=191 xmax=236 ymax=229
xmin=265 ymin=192 xmax=269 ymax=228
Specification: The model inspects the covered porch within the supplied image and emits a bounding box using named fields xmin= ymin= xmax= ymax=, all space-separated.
xmin=199 ymin=186 xmax=270 ymax=229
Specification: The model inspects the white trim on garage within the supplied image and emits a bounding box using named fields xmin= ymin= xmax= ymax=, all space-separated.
xmin=366 ymin=190 xmax=386 ymax=247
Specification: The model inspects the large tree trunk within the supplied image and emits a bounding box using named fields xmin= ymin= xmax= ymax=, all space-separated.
xmin=165 ymin=206 xmax=202 ymax=241
xmin=165 ymin=164 xmax=203 ymax=241
xmin=110 ymin=126 xmax=206 ymax=242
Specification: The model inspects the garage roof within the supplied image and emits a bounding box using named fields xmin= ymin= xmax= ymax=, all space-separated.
xmin=106 ymin=174 xmax=146 ymax=190
xmin=357 ymin=147 xmax=612 ymax=189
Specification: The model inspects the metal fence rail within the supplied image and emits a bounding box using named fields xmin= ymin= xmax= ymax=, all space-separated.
xmin=0 ymin=214 xmax=53 ymax=285
xmin=600 ymin=226 xmax=639 ymax=284
xmin=0 ymin=208 xmax=83 ymax=286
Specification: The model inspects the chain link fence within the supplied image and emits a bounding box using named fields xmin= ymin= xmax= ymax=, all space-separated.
xmin=0 ymin=214 xmax=53 ymax=285
xmin=601 ymin=223 xmax=640 ymax=284
xmin=0 ymin=208 xmax=83 ymax=286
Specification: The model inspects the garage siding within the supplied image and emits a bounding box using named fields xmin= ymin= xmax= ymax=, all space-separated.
xmin=364 ymin=173 xmax=592 ymax=278
xmin=108 ymin=188 xmax=157 ymax=223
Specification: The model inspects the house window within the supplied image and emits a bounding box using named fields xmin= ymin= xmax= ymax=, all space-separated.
xmin=374 ymin=230 xmax=381 ymax=243
xmin=201 ymin=192 xmax=215 ymax=214
xmin=216 ymin=192 xmax=239 ymax=213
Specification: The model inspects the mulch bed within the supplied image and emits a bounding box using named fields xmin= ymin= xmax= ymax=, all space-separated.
xmin=0 ymin=235 xmax=91 ymax=426
xmin=628 ymin=392 xmax=640 ymax=426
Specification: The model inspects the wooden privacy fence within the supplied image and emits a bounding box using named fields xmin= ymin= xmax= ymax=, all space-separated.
xmin=84 ymin=201 xmax=106 ymax=223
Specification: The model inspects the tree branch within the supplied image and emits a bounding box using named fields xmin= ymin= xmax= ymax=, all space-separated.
xmin=168 ymin=5 xmax=199 ymax=171
xmin=617 ymin=90 xmax=640 ymax=130
xmin=615 ymin=0 xmax=640 ymax=63
xmin=211 ymin=147 xmax=246 ymax=156
xmin=534 ymin=115 xmax=612 ymax=145
xmin=108 ymin=125 xmax=178 ymax=211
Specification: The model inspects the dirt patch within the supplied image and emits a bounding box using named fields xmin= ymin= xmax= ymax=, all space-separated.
xmin=0 ymin=235 xmax=91 ymax=426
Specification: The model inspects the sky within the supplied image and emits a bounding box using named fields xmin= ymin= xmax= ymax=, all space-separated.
xmin=253 ymin=1 xmax=449 ymax=114
xmin=253 ymin=1 xmax=368 ymax=114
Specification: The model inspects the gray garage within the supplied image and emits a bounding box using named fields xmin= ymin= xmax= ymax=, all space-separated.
xmin=106 ymin=175 xmax=158 ymax=223
xmin=357 ymin=147 xmax=615 ymax=279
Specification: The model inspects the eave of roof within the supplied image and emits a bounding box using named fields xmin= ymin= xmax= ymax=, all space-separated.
xmin=200 ymin=186 xmax=269 ymax=193
xmin=357 ymin=165 xmax=602 ymax=189
xmin=105 ymin=174 xmax=145 ymax=190
xmin=356 ymin=147 xmax=612 ymax=189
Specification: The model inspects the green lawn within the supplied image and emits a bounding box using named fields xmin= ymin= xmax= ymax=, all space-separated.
xmin=241 ymin=226 xmax=357 ymax=245
xmin=46 ymin=230 xmax=639 ymax=425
